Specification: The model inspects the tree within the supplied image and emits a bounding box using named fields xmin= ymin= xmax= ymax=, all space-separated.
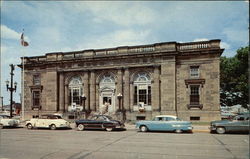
xmin=220 ymin=46 xmax=249 ymax=109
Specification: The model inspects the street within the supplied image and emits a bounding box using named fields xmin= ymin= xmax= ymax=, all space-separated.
xmin=0 ymin=127 xmax=249 ymax=159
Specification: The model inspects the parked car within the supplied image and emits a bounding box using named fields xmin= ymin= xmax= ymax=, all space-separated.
xmin=26 ymin=114 xmax=70 ymax=130
xmin=0 ymin=115 xmax=20 ymax=128
xmin=210 ymin=114 xmax=249 ymax=134
xmin=135 ymin=115 xmax=193 ymax=133
xmin=75 ymin=115 xmax=125 ymax=131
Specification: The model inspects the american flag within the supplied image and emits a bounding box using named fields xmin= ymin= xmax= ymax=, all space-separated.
xmin=20 ymin=33 xmax=29 ymax=47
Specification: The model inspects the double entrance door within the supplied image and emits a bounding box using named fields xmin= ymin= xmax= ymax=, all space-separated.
xmin=100 ymin=91 xmax=115 ymax=113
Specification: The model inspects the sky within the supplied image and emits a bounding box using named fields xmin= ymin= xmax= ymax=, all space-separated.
xmin=0 ymin=1 xmax=249 ymax=105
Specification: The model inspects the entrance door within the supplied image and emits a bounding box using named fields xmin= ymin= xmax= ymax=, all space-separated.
xmin=100 ymin=91 xmax=115 ymax=113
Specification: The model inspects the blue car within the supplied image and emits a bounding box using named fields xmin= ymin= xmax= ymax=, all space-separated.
xmin=136 ymin=115 xmax=193 ymax=133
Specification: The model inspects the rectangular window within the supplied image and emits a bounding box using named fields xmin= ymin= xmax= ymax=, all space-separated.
xmin=148 ymin=86 xmax=151 ymax=105
xmin=134 ymin=86 xmax=137 ymax=105
xmin=190 ymin=66 xmax=199 ymax=78
xmin=33 ymin=91 xmax=40 ymax=107
xmin=190 ymin=85 xmax=200 ymax=105
xmin=72 ymin=88 xmax=80 ymax=105
xmin=33 ymin=75 xmax=40 ymax=85
xmin=190 ymin=116 xmax=200 ymax=121
xmin=139 ymin=89 xmax=147 ymax=104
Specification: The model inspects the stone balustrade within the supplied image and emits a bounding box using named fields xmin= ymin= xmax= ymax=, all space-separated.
xmin=22 ymin=39 xmax=221 ymax=64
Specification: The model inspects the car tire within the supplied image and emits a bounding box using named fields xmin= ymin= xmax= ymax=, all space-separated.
xmin=27 ymin=123 xmax=33 ymax=129
xmin=175 ymin=129 xmax=183 ymax=133
xmin=140 ymin=125 xmax=148 ymax=132
xmin=106 ymin=128 xmax=113 ymax=132
xmin=50 ymin=124 xmax=57 ymax=130
xmin=77 ymin=124 xmax=85 ymax=131
xmin=0 ymin=124 xmax=3 ymax=129
xmin=216 ymin=127 xmax=226 ymax=134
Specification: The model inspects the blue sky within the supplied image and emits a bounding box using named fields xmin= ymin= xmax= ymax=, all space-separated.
xmin=0 ymin=1 xmax=249 ymax=105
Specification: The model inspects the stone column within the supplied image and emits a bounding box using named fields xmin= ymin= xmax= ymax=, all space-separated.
xmin=152 ymin=65 xmax=160 ymax=111
xmin=83 ymin=72 xmax=89 ymax=111
xmin=116 ymin=69 xmax=123 ymax=110
xmin=123 ymin=68 xmax=130 ymax=111
xmin=90 ymin=71 xmax=96 ymax=111
xmin=130 ymin=82 xmax=134 ymax=111
xmin=95 ymin=83 xmax=99 ymax=112
xmin=64 ymin=84 xmax=68 ymax=112
xmin=59 ymin=73 xmax=65 ymax=112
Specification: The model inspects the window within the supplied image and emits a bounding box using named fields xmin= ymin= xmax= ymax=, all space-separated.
xmin=33 ymin=75 xmax=40 ymax=85
xmin=190 ymin=66 xmax=199 ymax=78
xmin=190 ymin=116 xmax=200 ymax=121
xmin=190 ymin=85 xmax=200 ymax=105
xmin=133 ymin=72 xmax=151 ymax=106
xmin=32 ymin=91 xmax=40 ymax=107
xmin=69 ymin=76 xmax=82 ymax=106
xmin=165 ymin=117 xmax=175 ymax=121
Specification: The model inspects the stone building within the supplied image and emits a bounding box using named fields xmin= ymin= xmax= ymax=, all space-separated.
xmin=19 ymin=39 xmax=224 ymax=121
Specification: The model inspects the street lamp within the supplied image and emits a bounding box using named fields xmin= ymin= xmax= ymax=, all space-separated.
xmin=6 ymin=64 xmax=17 ymax=118
xmin=0 ymin=96 xmax=3 ymax=111
xmin=117 ymin=93 xmax=123 ymax=112
xmin=81 ymin=94 xmax=86 ymax=112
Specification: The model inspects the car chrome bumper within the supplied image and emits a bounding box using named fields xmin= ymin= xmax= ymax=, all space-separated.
xmin=209 ymin=126 xmax=216 ymax=131
xmin=115 ymin=125 xmax=125 ymax=129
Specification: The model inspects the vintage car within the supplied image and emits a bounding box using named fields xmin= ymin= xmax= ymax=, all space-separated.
xmin=135 ymin=115 xmax=193 ymax=133
xmin=75 ymin=115 xmax=125 ymax=131
xmin=26 ymin=114 xmax=70 ymax=130
xmin=210 ymin=114 xmax=249 ymax=134
xmin=0 ymin=115 xmax=20 ymax=128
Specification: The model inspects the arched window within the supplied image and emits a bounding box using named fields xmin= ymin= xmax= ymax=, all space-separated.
xmin=68 ymin=76 xmax=82 ymax=105
xmin=133 ymin=72 xmax=151 ymax=106
xmin=100 ymin=74 xmax=115 ymax=84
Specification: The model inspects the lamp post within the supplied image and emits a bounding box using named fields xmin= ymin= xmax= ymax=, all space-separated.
xmin=0 ymin=96 xmax=3 ymax=111
xmin=117 ymin=93 xmax=122 ymax=112
xmin=6 ymin=64 xmax=17 ymax=118
xmin=81 ymin=94 xmax=86 ymax=112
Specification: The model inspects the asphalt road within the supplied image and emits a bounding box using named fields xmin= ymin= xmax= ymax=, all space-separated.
xmin=0 ymin=128 xmax=249 ymax=159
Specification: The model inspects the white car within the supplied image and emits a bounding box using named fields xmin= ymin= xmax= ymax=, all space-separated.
xmin=0 ymin=115 xmax=20 ymax=128
xmin=26 ymin=114 xmax=70 ymax=130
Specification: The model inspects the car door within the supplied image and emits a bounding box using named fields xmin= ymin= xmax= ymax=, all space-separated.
xmin=164 ymin=117 xmax=176 ymax=131
xmin=228 ymin=116 xmax=246 ymax=132
xmin=242 ymin=116 xmax=249 ymax=132
xmin=149 ymin=117 xmax=165 ymax=131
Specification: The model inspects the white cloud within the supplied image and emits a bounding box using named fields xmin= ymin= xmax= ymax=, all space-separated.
xmin=1 ymin=25 xmax=20 ymax=40
xmin=66 ymin=2 xmax=156 ymax=26
xmin=76 ymin=29 xmax=152 ymax=50
xmin=222 ymin=28 xmax=249 ymax=44
xmin=220 ymin=42 xmax=230 ymax=50
xmin=193 ymin=38 xmax=209 ymax=42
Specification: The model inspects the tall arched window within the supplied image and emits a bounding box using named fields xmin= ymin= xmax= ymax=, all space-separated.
xmin=133 ymin=72 xmax=151 ymax=105
xmin=69 ymin=76 xmax=82 ymax=106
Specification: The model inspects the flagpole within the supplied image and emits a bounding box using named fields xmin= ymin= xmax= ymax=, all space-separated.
xmin=21 ymin=30 xmax=25 ymax=120
xmin=22 ymin=51 xmax=25 ymax=120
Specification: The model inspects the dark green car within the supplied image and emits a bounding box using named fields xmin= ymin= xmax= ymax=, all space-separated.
xmin=210 ymin=114 xmax=249 ymax=134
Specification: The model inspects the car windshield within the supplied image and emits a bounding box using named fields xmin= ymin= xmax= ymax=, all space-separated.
xmin=0 ymin=115 xmax=11 ymax=119
xmin=105 ymin=116 xmax=112 ymax=120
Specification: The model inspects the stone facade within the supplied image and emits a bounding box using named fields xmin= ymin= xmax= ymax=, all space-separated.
xmin=19 ymin=40 xmax=224 ymax=121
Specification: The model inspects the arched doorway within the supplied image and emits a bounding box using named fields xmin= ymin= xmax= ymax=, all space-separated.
xmin=99 ymin=74 xmax=116 ymax=113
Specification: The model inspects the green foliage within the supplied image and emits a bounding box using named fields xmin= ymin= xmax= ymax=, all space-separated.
xmin=220 ymin=46 xmax=249 ymax=109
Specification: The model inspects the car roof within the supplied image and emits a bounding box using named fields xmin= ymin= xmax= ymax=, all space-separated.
xmin=155 ymin=115 xmax=177 ymax=118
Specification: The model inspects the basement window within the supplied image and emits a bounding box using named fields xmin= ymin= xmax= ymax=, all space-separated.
xmin=136 ymin=116 xmax=146 ymax=120
xmin=190 ymin=116 xmax=200 ymax=121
